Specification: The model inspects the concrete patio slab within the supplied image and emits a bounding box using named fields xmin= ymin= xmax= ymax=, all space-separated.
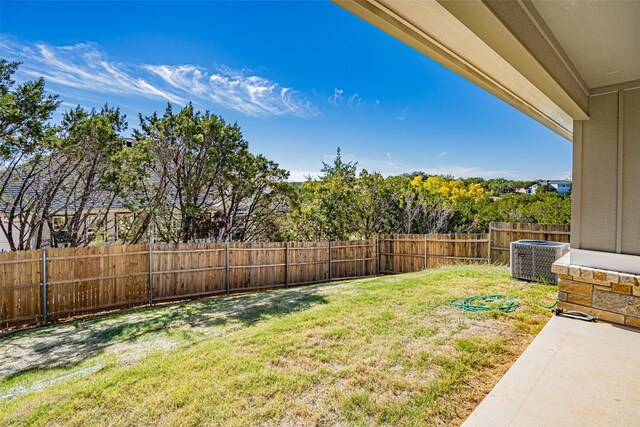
xmin=464 ymin=316 xmax=640 ymax=426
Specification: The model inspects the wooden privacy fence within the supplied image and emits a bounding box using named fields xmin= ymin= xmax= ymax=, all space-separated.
xmin=489 ymin=221 xmax=571 ymax=264
xmin=0 ymin=222 xmax=571 ymax=329
xmin=0 ymin=240 xmax=377 ymax=329
xmin=379 ymin=233 xmax=489 ymax=274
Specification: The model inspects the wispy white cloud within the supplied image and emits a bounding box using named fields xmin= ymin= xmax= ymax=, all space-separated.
xmin=328 ymin=88 xmax=344 ymax=106
xmin=397 ymin=106 xmax=410 ymax=121
xmin=1 ymin=38 xmax=318 ymax=117
xmin=143 ymin=65 xmax=209 ymax=98
xmin=1 ymin=39 xmax=185 ymax=104
xmin=328 ymin=88 xmax=374 ymax=110
xmin=348 ymin=93 xmax=363 ymax=109
xmin=145 ymin=64 xmax=319 ymax=117
xmin=435 ymin=151 xmax=448 ymax=160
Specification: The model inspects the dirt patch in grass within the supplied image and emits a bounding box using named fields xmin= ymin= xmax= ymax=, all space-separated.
xmin=0 ymin=265 xmax=554 ymax=426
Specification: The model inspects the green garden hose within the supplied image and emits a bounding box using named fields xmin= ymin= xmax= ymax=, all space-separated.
xmin=450 ymin=295 xmax=595 ymax=323
xmin=449 ymin=294 xmax=521 ymax=313
xmin=537 ymin=298 xmax=558 ymax=309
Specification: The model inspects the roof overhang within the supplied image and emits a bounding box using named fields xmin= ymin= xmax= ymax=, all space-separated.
xmin=333 ymin=0 xmax=601 ymax=141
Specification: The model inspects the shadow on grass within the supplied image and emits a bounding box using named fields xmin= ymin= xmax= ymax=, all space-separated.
xmin=0 ymin=285 xmax=330 ymax=379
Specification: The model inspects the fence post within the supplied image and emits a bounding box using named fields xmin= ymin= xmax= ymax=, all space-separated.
xmin=487 ymin=222 xmax=492 ymax=264
xmin=328 ymin=240 xmax=332 ymax=282
xmin=41 ymin=248 xmax=48 ymax=324
xmin=285 ymin=241 xmax=289 ymax=288
xmin=225 ymin=242 xmax=230 ymax=294
xmin=424 ymin=234 xmax=428 ymax=270
xmin=148 ymin=241 xmax=154 ymax=305
xmin=376 ymin=236 xmax=380 ymax=276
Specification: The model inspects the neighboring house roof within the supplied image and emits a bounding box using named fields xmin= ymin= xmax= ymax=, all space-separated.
xmin=0 ymin=170 xmax=128 ymax=213
xmin=537 ymin=180 xmax=571 ymax=184
xmin=1 ymin=166 xmax=229 ymax=215
xmin=528 ymin=180 xmax=571 ymax=186
xmin=1 ymin=142 xmax=271 ymax=216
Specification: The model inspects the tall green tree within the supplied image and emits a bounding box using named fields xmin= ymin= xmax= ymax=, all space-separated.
xmin=536 ymin=184 xmax=557 ymax=194
xmin=0 ymin=60 xmax=60 ymax=249
xmin=0 ymin=60 xmax=59 ymax=161
xmin=47 ymin=105 xmax=144 ymax=247
xmin=352 ymin=170 xmax=396 ymax=239
xmin=135 ymin=103 xmax=289 ymax=243
xmin=292 ymin=148 xmax=358 ymax=240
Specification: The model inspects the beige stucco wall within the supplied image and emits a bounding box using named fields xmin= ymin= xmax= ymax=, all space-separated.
xmin=572 ymin=85 xmax=640 ymax=256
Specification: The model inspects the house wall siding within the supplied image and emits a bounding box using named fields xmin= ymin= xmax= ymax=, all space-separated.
xmin=573 ymin=85 xmax=640 ymax=257
xmin=622 ymin=88 xmax=640 ymax=255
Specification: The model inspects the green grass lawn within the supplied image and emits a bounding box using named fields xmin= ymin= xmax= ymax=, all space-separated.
xmin=0 ymin=265 xmax=556 ymax=426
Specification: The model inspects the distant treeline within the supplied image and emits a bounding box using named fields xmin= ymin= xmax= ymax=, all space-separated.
xmin=281 ymin=150 xmax=570 ymax=241
xmin=1 ymin=59 xmax=570 ymax=249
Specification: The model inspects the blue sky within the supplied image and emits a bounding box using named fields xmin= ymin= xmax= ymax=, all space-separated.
xmin=1 ymin=0 xmax=571 ymax=181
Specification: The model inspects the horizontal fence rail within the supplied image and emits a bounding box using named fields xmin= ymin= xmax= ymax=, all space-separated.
xmin=0 ymin=222 xmax=570 ymax=329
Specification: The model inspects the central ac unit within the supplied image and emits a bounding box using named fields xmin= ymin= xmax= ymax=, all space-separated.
xmin=510 ymin=240 xmax=569 ymax=284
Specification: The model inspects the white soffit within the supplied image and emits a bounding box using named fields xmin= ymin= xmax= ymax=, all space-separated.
xmin=532 ymin=0 xmax=640 ymax=89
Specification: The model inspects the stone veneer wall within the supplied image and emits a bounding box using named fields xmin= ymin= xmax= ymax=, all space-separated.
xmin=551 ymin=254 xmax=640 ymax=328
